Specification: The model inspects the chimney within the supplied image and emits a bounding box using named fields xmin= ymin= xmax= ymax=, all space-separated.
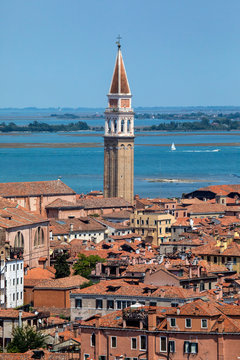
xmin=148 ymin=308 xmax=157 ymax=330
xmin=73 ymin=323 xmax=78 ymax=338
xmin=18 ymin=310 xmax=23 ymax=328
xmin=189 ymin=265 xmax=192 ymax=279
xmin=54 ymin=326 xmax=59 ymax=344
xmin=197 ymin=265 xmax=201 ymax=277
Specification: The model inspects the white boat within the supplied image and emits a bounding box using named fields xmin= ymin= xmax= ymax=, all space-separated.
xmin=171 ymin=143 xmax=176 ymax=151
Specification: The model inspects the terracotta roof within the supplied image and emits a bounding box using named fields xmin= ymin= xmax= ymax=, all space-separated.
xmin=102 ymin=210 xmax=132 ymax=219
xmin=197 ymin=184 xmax=240 ymax=196
xmin=24 ymin=267 xmax=55 ymax=287
xmin=178 ymin=299 xmax=220 ymax=316
xmin=77 ymin=197 xmax=132 ymax=209
xmin=46 ymin=198 xmax=82 ymax=209
xmin=34 ymin=275 xmax=88 ymax=290
xmin=0 ymin=350 xmax=68 ymax=359
xmin=50 ymin=217 xmax=106 ymax=235
xmin=0 ymin=180 xmax=76 ymax=197
xmin=180 ymin=198 xmax=205 ymax=205
xmin=187 ymin=203 xmax=226 ymax=215
xmin=109 ymin=47 xmax=130 ymax=94
xmin=172 ymin=217 xmax=191 ymax=227
xmin=0 ymin=309 xmax=36 ymax=319
xmin=71 ymin=279 xmax=202 ymax=300
xmin=0 ymin=202 xmax=48 ymax=229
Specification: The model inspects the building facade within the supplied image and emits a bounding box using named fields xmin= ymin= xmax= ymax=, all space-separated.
xmin=104 ymin=42 xmax=134 ymax=204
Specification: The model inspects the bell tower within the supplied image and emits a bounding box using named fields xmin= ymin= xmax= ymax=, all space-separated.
xmin=103 ymin=40 xmax=134 ymax=204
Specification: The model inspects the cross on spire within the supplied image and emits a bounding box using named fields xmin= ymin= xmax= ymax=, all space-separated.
xmin=116 ymin=34 xmax=122 ymax=49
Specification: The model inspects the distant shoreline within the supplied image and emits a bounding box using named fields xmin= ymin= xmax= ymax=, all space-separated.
xmin=0 ymin=142 xmax=239 ymax=148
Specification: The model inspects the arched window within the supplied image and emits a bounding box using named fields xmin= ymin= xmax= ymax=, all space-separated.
xmin=127 ymin=119 xmax=130 ymax=132
xmin=91 ymin=333 xmax=96 ymax=347
xmin=34 ymin=227 xmax=44 ymax=246
xmin=14 ymin=231 xmax=24 ymax=248
xmin=121 ymin=119 xmax=124 ymax=132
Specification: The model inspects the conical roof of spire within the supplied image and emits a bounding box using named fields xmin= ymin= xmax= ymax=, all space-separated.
xmin=109 ymin=46 xmax=131 ymax=95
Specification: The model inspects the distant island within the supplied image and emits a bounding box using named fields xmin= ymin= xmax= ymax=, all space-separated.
xmin=142 ymin=114 xmax=240 ymax=131
xmin=0 ymin=121 xmax=90 ymax=132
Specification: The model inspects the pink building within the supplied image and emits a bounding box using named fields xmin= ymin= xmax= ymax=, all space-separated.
xmin=80 ymin=299 xmax=240 ymax=360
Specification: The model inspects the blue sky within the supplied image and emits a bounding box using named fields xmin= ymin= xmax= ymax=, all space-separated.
xmin=1 ymin=0 xmax=240 ymax=108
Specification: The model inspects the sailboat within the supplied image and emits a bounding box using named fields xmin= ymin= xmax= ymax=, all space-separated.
xmin=171 ymin=143 xmax=176 ymax=151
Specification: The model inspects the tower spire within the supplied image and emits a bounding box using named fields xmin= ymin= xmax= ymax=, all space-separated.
xmin=109 ymin=39 xmax=131 ymax=95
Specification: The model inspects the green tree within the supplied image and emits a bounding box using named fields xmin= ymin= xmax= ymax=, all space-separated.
xmin=73 ymin=253 xmax=105 ymax=279
xmin=7 ymin=326 xmax=46 ymax=353
xmin=54 ymin=253 xmax=70 ymax=279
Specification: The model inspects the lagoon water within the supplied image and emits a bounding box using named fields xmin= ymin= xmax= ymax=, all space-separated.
xmin=0 ymin=127 xmax=239 ymax=197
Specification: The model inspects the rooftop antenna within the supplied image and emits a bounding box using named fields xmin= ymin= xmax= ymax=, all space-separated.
xmin=116 ymin=34 xmax=122 ymax=49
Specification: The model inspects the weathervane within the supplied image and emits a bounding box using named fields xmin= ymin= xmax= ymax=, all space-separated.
xmin=116 ymin=34 xmax=122 ymax=49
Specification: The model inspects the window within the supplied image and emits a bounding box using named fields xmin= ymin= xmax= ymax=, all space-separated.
xmin=201 ymin=319 xmax=208 ymax=328
xmin=13 ymin=265 xmax=15 ymax=271
xmin=107 ymin=300 xmax=114 ymax=309
xmin=21 ymin=263 xmax=23 ymax=269
xmin=185 ymin=318 xmax=192 ymax=328
xmin=160 ymin=336 xmax=167 ymax=352
xmin=207 ymin=256 xmax=211 ymax=262
xmin=184 ymin=341 xmax=198 ymax=354
xmin=17 ymin=264 xmax=19 ymax=270
xmin=111 ymin=336 xmax=117 ymax=348
xmin=140 ymin=335 xmax=147 ymax=350
xmin=91 ymin=333 xmax=96 ymax=347
xmin=14 ymin=232 xmax=24 ymax=248
xmin=21 ymin=292 xmax=22 ymax=299
xmin=96 ymin=299 xmax=103 ymax=309
xmin=20 ymin=277 xmax=22 ymax=284
xmin=214 ymin=256 xmax=217 ymax=264
xmin=200 ymin=281 xmax=205 ymax=291
xmin=233 ymin=257 xmax=237 ymax=265
xmin=75 ymin=299 xmax=82 ymax=308
xmin=170 ymin=318 xmax=176 ymax=327
xmin=13 ymin=279 xmax=15 ymax=285
xmin=131 ymin=337 xmax=137 ymax=349
xmin=17 ymin=292 xmax=19 ymax=300
xmin=117 ymin=301 xmax=122 ymax=309
xmin=17 ymin=278 xmax=19 ymax=285
xmin=169 ymin=340 xmax=175 ymax=353
xmin=149 ymin=301 xmax=157 ymax=307
xmin=13 ymin=293 xmax=15 ymax=301
xmin=34 ymin=227 xmax=44 ymax=246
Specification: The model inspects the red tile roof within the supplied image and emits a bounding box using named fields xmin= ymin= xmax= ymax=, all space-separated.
xmin=0 ymin=180 xmax=76 ymax=197
xmin=50 ymin=217 xmax=106 ymax=235
xmin=34 ymin=275 xmax=88 ymax=290
xmin=77 ymin=197 xmax=132 ymax=209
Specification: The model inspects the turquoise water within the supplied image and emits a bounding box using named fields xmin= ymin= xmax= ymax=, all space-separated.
xmin=0 ymin=131 xmax=239 ymax=197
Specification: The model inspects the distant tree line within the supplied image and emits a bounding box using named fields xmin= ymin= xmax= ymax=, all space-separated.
xmin=143 ymin=117 xmax=240 ymax=131
xmin=0 ymin=120 xmax=90 ymax=132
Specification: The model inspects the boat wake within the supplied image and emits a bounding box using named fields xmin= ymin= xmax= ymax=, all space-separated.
xmin=182 ymin=149 xmax=220 ymax=153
